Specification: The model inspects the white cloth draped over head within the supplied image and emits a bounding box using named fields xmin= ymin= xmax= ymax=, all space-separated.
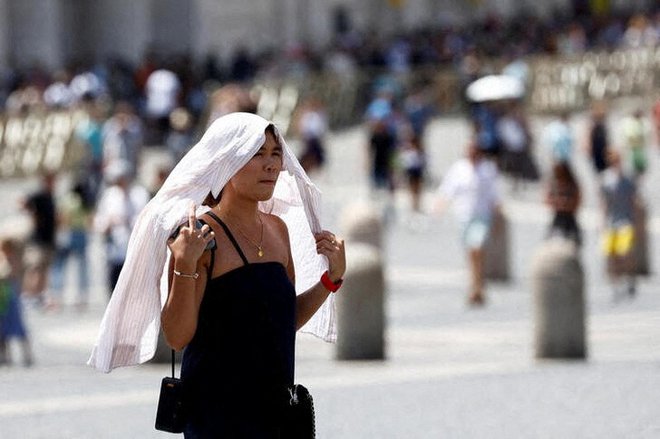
xmin=88 ymin=112 xmax=335 ymax=373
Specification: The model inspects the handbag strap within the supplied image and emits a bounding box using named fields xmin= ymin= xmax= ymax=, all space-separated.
xmin=171 ymin=349 xmax=176 ymax=378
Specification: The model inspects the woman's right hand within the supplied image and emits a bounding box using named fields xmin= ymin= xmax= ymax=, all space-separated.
xmin=167 ymin=203 xmax=215 ymax=268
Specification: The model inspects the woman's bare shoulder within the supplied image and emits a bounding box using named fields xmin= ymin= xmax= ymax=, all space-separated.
xmin=263 ymin=213 xmax=290 ymax=240
xmin=263 ymin=212 xmax=286 ymax=227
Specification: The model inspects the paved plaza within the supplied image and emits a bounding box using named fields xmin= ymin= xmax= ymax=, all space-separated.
xmin=1 ymin=106 xmax=659 ymax=438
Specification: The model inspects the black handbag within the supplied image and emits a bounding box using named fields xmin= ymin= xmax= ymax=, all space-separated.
xmin=283 ymin=383 xmax=316 ymax=439
xmin=155 ymin=350 xmax=186 ymax=433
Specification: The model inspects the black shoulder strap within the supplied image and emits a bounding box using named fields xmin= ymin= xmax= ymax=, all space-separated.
xmin=205 ymin=210 xmax=249 ymax=266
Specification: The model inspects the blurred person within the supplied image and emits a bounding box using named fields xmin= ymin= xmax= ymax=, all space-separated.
xmin=144 ymin=67 xmax=181 ymax=144
xmin=48 ymin=181 xmax=93 ymax=311
xmin=203 ymin=84 xmax=256 ymax=129
xmin=134 ymin=50 xmax=159 ymax=97
xmin=229 ymin=47 xmax=257 ymax=82
xmin=543 ymin=112 xmax=574 ymax=165
xmin=74 ymin=96 xmax=106 ymax=205
xmin=620 ymin=109 xmax=649 ymax=179
xmin=295 ymin=97 xmax=328 ymax=174
xmin=102 ymin=101 xmax=144 ymax=182
xmin=434 ymin=139 xmax=500 ymax=306
xmin=585 ymin=102 xmax=610 ymax=175
xmin=20 ymin=172 xmax=57 ymax=306
xmin=365 ymin=88 xmax=398 ymax=192
xmin=496 ymin=103 xmax=539 ymax=190
xmin=403 ymin=84 xmax=434 ymax=148
xmin=43 ymin=69 xmax=74 ymax=109
xmin=282 ymin=42 xmax=313 ymax=79
xmin=150 ymin=164 xmax=172 ymax=199
xmin=368 ymin=118 xmax=397 ymax=192
xmin=0 ymin=236 xmax=33 ymax=367
xmin=544 ymin=162 xmax=582 ymax=247
xmin=600 ymin=149 xmax=638 ymax=300
xmin=386 ymin=37 xmax=411 ymax=74
xmin=324 ymin=42 xmax=358 ymax=79
xmin=471 ymin=103 xmax=502 ymax=157
xmin=557 ymin=22 xmax=587 ymax=55
xmin=88 ymin=113 xmax=345 ymax=437
xmin=398 ymin=126 xmax=426 ymax=212
xmin=69 ymin=70 xmax=107 ymax=102
xmin=5 ymin=84 xmax=44 ymax=116
xmin=622 ymin=14 xmax=657 ymax=48
xmin=94 ymin=160 xmax=150 ymax=295
xmin=458 ymin=46 xmax=483 ymax=95
xmin=365 ymin=87 xmax=395 ymax=128
xmin=165 ymin=107 xmax=195 ymax=164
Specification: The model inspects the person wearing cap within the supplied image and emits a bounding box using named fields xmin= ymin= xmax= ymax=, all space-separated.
xmin=88 ymin=113 xmax=346 ymax=437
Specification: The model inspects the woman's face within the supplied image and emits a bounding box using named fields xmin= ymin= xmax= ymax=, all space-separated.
xmin=227 ymin=130 xmax=283 ymax=201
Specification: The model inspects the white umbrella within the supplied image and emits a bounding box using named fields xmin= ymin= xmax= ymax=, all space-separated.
xmin=465 ymin=74 xmax=525 ymax=102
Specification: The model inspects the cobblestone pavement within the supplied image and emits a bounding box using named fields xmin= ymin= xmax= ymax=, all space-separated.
xmin=1 ymin=105 xmax=659 ymax=438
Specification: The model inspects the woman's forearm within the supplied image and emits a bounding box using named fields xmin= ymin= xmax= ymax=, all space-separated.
xmin=296 ymin=282 xmax=332 ymax=330
xmin=161 ymin=259 xmax=204 ymax=350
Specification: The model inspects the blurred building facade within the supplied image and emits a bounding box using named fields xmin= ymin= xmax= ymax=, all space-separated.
xmin=0 ymin=0 xmax=654 ymax=70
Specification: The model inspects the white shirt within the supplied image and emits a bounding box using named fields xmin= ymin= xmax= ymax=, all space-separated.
xmin=437 ymin=158 xmax=499 ymax=223
xmin=145 ymin=69 xmax=181 ymax=118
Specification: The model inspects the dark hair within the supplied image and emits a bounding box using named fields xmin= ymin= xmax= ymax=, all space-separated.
xmin=203 ymin=190 xmax=222 ymax=208
xmin=552 ymin=162 xmax=577 ymax=187
xmin=265 ymin=124 xmax=281 ymax=146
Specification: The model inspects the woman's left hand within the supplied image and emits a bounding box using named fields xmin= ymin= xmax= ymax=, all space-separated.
xmin=315 ymin=230 xmax=346 ymax=282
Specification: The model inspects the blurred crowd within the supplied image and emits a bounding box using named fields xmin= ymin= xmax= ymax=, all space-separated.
xmin=362 ymin=70 xmax=659 ymax=305
xmin=1 ymin=6 xmax=659 ymax=122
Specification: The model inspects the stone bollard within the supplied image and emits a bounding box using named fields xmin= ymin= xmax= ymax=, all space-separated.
xmin=339 ymin=201 xmax=383 ymax=249
xmin=336 ymin=243 xmax=385 ymax=360
xmin=632 ymin=202 xmax=650 ymax=276
xmin=532 ymin=238 xmax=586 ymax=359
xmin=484 ymin=209 xmax=510 ymax=281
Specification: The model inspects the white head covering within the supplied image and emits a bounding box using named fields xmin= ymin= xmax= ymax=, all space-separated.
xmin=89 ymin=112 xmax=335 ymax=373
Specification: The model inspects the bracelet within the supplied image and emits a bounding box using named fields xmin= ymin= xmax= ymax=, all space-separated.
xmin=321 ymin=271 xmax=343 ymax=293
xmin=173 ymin=269 xmax=199 ymax=279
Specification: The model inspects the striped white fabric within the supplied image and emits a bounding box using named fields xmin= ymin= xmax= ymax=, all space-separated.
xmin=88 ymin=112 xmax=334 ymax=373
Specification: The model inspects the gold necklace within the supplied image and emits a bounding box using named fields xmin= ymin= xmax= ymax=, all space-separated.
xmin=229 ymin=214 xmax=265 ymax=258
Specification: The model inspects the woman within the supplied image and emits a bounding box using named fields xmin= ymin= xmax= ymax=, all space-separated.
xmin=544 ymin=162 xmax=582 ymax=247
xmin=88 ymin=113 xmax=346 ymax=437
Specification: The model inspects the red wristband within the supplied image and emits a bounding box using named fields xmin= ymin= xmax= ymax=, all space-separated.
xmin=321 ymin=271 xmax=343 ymax=293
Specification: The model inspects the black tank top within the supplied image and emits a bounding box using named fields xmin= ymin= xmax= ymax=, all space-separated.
xmin=180 ymin=213 xmax=296 ymax=437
